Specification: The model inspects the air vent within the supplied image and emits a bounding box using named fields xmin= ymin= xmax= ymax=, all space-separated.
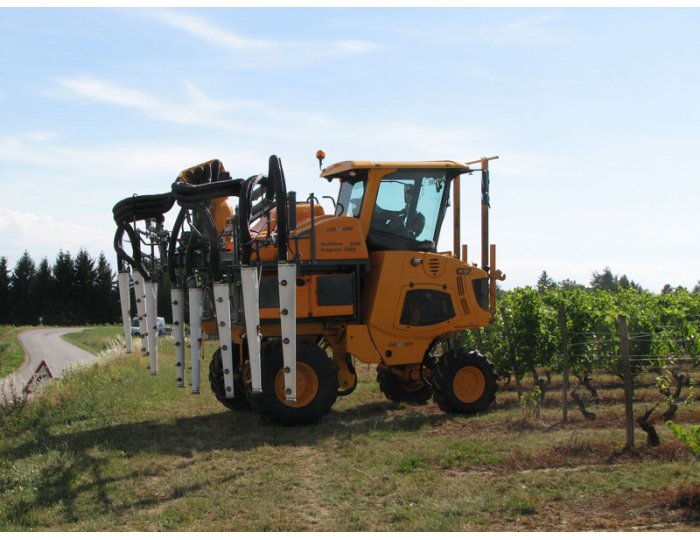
xmin=424 ymin=256 xmax=445 ymax=278
xmin=457 ymin=277 xmax=470 ymax=314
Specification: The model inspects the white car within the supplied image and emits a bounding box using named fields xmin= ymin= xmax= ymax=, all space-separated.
xmin=131 ymin=316 xmax=166 ymax=336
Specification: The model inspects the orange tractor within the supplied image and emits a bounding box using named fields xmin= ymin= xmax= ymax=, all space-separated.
xmin=112 ymin=153 xmax=505 ymax=424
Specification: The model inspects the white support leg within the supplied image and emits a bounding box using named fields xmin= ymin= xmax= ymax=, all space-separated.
xmin=240 ymin=266 xmax=262 ymax=393
xmin=278 ymin=263 xmax=297 ymax=402
xmin=188 ymin=286 xmax=203 ymax=394
xmin=133 ymin=271 xmax=148 ymax=356
xmin=117 ymin=271 xmax=133 ymax=353
xmin=171 ymin=288 xmax=186 ymax=387
xmin=213 ymin=282 xmax=235 ymax=399
xmin=145 ymin=280 xmax=158 ymax=375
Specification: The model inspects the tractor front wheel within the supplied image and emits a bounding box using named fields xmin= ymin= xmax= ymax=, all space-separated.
xmin=209 ymin=347 xmax=251 ymax=411
xmin=252 ymin=340 xmax=338 ymax=425
xmin=432 ymin=349 xmax=497 ymax=414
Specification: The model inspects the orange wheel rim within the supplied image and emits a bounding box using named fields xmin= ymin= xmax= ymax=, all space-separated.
xmin=452 ymin=366 xmax=486 ymax=404
xmin=274 ymin=363 xmax=318 ymax=408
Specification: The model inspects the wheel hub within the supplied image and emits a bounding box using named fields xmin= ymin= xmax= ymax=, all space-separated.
xmin=452 ymin=366 xmax=486 ymax=404
xmin=274 ymin=363 xmax=318 ymax=408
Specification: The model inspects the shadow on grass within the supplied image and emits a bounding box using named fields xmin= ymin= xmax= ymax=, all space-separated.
xmin=6 ymin=400 xmax=452 ymax=461
xmin=0 ymin=401 xmax=452 ymax=528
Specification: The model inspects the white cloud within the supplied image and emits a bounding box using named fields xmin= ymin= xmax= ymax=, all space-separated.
xmin=0 ymin=209 xmax=113 ymax=267
xmin=484 ymin=13 xmax=574 ymax=46
xmin=151 ymin=9 xmax=274 ymax=51
xmin=146 ymin=9 xmax=379 ymax=65
xmin=53 ymin=76 xmax=334 ymax=142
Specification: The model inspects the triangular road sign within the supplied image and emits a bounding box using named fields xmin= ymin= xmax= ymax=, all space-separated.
xmin=24 ymin=360 xmax=54 ymax=395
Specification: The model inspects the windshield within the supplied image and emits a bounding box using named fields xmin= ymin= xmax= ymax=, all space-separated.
xmin=370 ymin=170 xmax=450 ymax=245
xmin=335 ymin=177 xmax=366 ymax=218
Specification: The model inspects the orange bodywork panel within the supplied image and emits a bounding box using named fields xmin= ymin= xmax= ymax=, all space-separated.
xmin=361 ymin=251 xmax=491 ymax=366
xmin=258 ymin=272 xmax=355 ymax=321
xmin=250 ymin=215 xmax=369 ymax=263
xmin=210 ymin=197 xmax=234 ymax=252
xmin=290 ymin=215 xmax=368 ymax=261
xmin=345 ymin=323 xmax=381 ymax=364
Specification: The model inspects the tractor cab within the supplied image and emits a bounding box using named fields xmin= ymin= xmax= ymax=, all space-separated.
xmin=322 ymin=161 xmax=470 ymax=253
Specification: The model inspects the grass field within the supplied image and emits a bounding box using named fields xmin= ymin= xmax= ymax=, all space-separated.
xmin=0 ymin=326 xmax=28 ymax=378
xmin=0 ymin=335 xmax=698 ymax=531
xmin=61 ymin=326 xmax=123 ymax=355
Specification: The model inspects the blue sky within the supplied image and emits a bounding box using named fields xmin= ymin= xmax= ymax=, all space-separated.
xmin=1 ymin=7 xmax=699 ymax=290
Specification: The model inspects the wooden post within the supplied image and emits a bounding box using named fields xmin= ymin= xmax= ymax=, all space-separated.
xmin=489 ymin=244 xmax=497 ymax=316
xmin=500 ymin=305 xmax=523 ymax=400
xmin=481 ymin=168 xmax=489 ymax=270
xmin=617 ymin=314 xmax=635 ymax=449
xmin=558 ymin=306 xmax=570 ymax=424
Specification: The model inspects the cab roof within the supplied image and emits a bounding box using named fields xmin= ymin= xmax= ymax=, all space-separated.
xmin=320 ymin=160 xmax=473 ymax=179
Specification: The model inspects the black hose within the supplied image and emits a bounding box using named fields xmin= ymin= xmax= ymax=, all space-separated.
xmin=171 ymin=178 xmax=241 ymax=205
xmin=113 ymin=223 xmax=152 ymax=281
xmin=112 ymin=192 xmax=175 ymax=225
xmin=238 ymin=176 xmax=256 ymax=265
xmin=167 ymin=207 xmax=188 ymax=285
xmin=268 ymin=155 xmax=289 ymax=262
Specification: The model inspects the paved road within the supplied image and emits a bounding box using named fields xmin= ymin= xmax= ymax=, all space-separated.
xmin=0 ymin=327 xmax=95 ymax=401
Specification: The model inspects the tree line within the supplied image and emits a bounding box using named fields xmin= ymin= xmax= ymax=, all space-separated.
xmin=0 ymin=250 xmax=120 ymax=326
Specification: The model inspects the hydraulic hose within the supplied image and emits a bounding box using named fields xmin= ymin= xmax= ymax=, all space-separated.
xmin=171 ymin=178 xmax=241 ymax=205
xmin=112 ymin=192 xmax=175 ymax=225
xmin=113 ymin=222 xmax=151 ymax=280
xmin=268 ymin=155 xmax=289 ymax=262
xmin=167 ymin=207 xmax=188 ymax=285
xmin=238 ymin=174 xmax=269 ymax=265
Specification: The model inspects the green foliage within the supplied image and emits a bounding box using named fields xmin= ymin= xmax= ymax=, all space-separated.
xmin=666 ymin=421 xmax=700 ymax=458
xmin=0 ymin=326 xmax=27 ymax=377
xmin=464 ymin=268 xmax=700 ymax=388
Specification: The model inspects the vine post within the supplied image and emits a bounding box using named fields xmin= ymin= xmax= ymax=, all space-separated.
xmin=558 ymin=306 xmax=570 ymax=423
xmin=617 ymin=314 xmax=635 ymax=449
xmin=500 ymin=304 xmax=523 ymax=400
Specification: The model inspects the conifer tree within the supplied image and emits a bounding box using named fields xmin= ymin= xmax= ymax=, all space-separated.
xmin=94 ymin=252 xmax=118 ymax=323
xmin=0 ymin=256 xmax=11 ymax=324
xmin=32 ymin=257 xmax=53 ymax=324
xmin=51 ymin=250 xmax=75 ymax=324
xmin=10 ymin=251 xmax=37 ymax=325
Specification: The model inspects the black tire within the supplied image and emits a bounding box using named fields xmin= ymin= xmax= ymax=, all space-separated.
xmin=432 ymin=349 xmax=497 ymax=414
xmin=251 ymin=340 xmax=338 ymax=425
xmin=376 ymin=365 xmax=432 ymax=404
xmin=209 ymin=347 xmax=251 ymax=411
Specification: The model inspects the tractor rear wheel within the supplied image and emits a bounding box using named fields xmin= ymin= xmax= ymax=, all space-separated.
xmin=432 ymin=349 xmax=497 ymax=414
xmin=251 ymin=340 xmax=338 ymax=425
xmin=209 ymin=347 xmax=251 ymax=411
xmin=376 ymin=365 xmax=432 ymax=404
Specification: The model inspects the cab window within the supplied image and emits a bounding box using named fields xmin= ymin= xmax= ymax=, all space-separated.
xmin=335 ymin=177 xmax=365 ymax=218
xmin=370 ymin=170 xmax=449 ymax=247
